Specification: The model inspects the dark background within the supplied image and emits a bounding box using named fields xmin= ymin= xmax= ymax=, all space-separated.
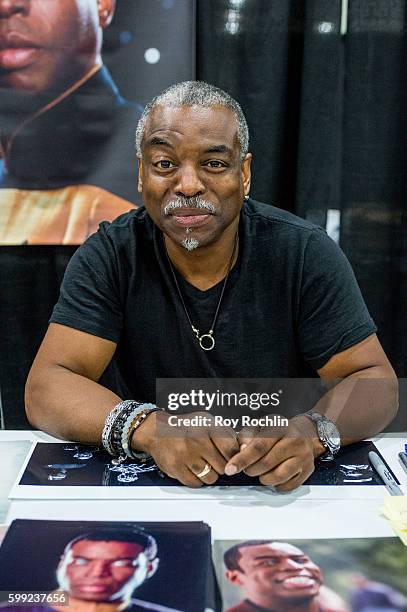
xmin=1 ymin=0 xmax=405 ymax=427
xmin=0 ymin=519 xmax=212 ymax=612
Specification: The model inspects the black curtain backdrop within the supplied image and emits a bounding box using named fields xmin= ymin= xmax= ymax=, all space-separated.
xmin=1 ymin=0 xmax=406 ymax=428
xmin=197 ymin=0 xmax=406 ymax=379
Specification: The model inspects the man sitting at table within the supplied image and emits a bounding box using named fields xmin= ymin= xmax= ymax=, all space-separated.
xmin=25 ymin=80 xmax=398 ymax=489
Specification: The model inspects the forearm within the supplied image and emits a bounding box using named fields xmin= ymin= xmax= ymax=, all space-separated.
xmin=312 ymin=366 xmax=399 ymax=444
xmin=25 ymin=364 xmax=121 ymax=443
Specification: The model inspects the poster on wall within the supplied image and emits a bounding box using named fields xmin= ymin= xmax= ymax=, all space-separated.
xmin=0 ymin=0 xmax=195 ymax=245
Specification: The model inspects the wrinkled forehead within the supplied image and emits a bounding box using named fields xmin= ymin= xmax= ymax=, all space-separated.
xmin=143 ymin=104 xmax=240 ymax=150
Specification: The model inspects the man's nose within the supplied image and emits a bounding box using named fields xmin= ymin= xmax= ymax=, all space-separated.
xmin=174 ymin=164 xmax=205 ymax=198
xmin=280 ymin=558 xmax=303 ymax=570
xmin=86 ymin=561 xmax=111 ymax=577
xmin=0 ymin=0 xmax=28 ymax=18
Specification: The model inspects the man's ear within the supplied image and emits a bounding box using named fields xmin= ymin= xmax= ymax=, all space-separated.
xmin=137 ymin=159 xmax=143 ymax=193
xmin=241 ymin=152 xmax=252 ymax=199
xmin=97 ymin=0 xmax=116 ymax=28
xmin=225 ymin=569 xmax=244 ymax=586
xmin=147 ymin=557 xmax=159 ymax=579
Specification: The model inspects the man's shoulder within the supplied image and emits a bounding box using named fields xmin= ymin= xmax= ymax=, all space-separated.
xmin=244 ymin=198 xmax=323 ymax=234
xmin=72 ymin=206 xmax=153 ymax=269
xmin=96 ymin=206 xmax=152 ymax=240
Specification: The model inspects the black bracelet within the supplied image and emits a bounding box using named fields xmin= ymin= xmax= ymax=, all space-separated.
xmin=109 ymin=402 xmax=142 ymax=456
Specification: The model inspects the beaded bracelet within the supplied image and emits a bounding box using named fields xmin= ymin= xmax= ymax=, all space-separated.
xmin=102 ymin=400 xmax=137 ymax=455
xmin=125 ymin=406 xmax=164 ymax=461
xmin=120 ymin=403 xmax=157 ymax=458
xmin=102 ymin=400 xmax=165 ymax=464
xmin=110 ymin=404 xmax=142 ymax=457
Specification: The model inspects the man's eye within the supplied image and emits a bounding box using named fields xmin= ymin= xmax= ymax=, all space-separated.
xmin=205 ymin=160 xmax=225 ymax=168
xmin=155 ymin=160 xmax=175 ymax=169
xmin=72 ymin=558 xmax=88 ymax=566
xmin=111 ymin=560 xmax=135 ymax=568
xmin=258 ymin=559 xmax=276 ymax=567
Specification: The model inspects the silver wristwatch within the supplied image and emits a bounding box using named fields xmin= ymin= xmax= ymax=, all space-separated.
xmin=305 ymin=412 xmax=341 ymax=461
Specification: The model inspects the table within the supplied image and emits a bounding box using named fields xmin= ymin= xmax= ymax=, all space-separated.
xmin=1 ymin=431 xmax=406 ymax=540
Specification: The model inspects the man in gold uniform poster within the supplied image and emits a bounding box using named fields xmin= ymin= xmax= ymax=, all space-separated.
xmin=0 ymin=0 xmax=142 ymax=244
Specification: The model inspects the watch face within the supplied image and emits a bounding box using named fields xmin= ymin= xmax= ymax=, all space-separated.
xmin=317 ymin=420 xmax=340 ymax=452
xmin=325 ymin=422 xmax=340 ymax=447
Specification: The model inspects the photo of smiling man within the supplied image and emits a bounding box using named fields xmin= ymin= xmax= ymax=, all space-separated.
xmin=223 ymin=541 xmax=348 ymax=612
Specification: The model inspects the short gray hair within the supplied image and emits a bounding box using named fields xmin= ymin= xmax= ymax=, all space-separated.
xmin=135 ymin=80 xmax=249 ymax=160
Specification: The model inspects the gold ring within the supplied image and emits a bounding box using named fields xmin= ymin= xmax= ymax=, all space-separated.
xmin=196 ymin=463 xmax=212 ymax=479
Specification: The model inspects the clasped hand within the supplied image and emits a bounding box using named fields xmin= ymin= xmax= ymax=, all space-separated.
xmin=224 ymin=415 xmax=321 ymax=491
xmin=137 ymin=412 xmax=322 ymax=490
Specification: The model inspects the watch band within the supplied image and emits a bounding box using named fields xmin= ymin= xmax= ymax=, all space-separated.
xmin=305 ymin=411 xmax=341 ymax=460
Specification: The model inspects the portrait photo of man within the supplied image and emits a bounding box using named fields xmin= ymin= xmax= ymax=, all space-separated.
xmin=2 ymin=527 xmax=183 ymax=612
xmin=223 ymin=540 xmax=349 ymax=612
xmin=0 ymin=518 xmax=216 ymax=611
xmin=0 ymin=0 xmax=145 ymax=244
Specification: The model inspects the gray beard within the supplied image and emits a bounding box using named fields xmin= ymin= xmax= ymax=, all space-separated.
xmin=181 ymin=236 xmax=199 ymax=251
xmin=164 ymin=196 xmax=215 ymax=252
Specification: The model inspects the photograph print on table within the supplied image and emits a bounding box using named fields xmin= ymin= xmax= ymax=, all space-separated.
xmin=8 ymin=441 xmax=401 ymax=502
xmin=214 ymin=537 xmax=407 ymax=612
xmin=17 ymin=441 xmax=398 ymax=486
xmin=0 ymin=518 xmax=217 ymax=612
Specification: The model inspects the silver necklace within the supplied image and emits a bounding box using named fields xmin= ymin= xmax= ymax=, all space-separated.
xmin=164 ymin=234 xmax=238 ymax=351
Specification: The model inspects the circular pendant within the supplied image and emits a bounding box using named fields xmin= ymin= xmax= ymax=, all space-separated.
xmin=199 ymin=333 xmax=215 ymax=351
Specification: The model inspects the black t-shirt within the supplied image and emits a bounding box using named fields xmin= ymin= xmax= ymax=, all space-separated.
xmin=50 ymin=200 xmax=376 ymax=401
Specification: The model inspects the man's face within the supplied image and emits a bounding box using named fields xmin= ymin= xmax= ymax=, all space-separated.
xmin=0 ymin=0 xmax=112 ymax=92
xmin=58 ymin=539 xmax=148 ymax=602
xmin=226 ymin=543 xmax=323 ymax=606
xmin=138 ymin=104 xmax=251 ymax=251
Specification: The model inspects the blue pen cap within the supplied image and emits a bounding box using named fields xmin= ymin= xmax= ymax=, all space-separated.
xmin=405 ymin=444 xmax=407 ymax=454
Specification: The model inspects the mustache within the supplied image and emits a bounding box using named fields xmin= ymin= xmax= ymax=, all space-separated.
xmin=163 ymin=196 xmax=216 ymax=216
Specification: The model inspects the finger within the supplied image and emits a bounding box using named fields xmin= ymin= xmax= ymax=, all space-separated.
xmin=157 ymin=456 xmax=205 ymax=488
xmin=201 ymin=443 xmax=229 ymax=475
xmin=176 ymin=433 xmax=229 ymax=476
xmin=259 ymin=457 xmax=314 ymax=489
xmin=272 ymin=467 xmax=314 ymax=492
xmin=238 ymin=423 xmax=288 ymax=446
xmin=237 ymin=425 xmax=259 ymax=447
xmin=224 ymin=437 xmax=275 ymax=476
xmin=275 ymin=462 xmax=315 ymax=491
xmin=245 ymin=434 xmax=316 ymax=477
xmin=190 ymin=460 xmax=219 ymax=485
xmin=211 ymin=427 xmax=240 ymax=461
xmin=243 ymin=438 xmax=297 ymax=477
xmin=169 ymin=464 xmax=205 ymax=488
